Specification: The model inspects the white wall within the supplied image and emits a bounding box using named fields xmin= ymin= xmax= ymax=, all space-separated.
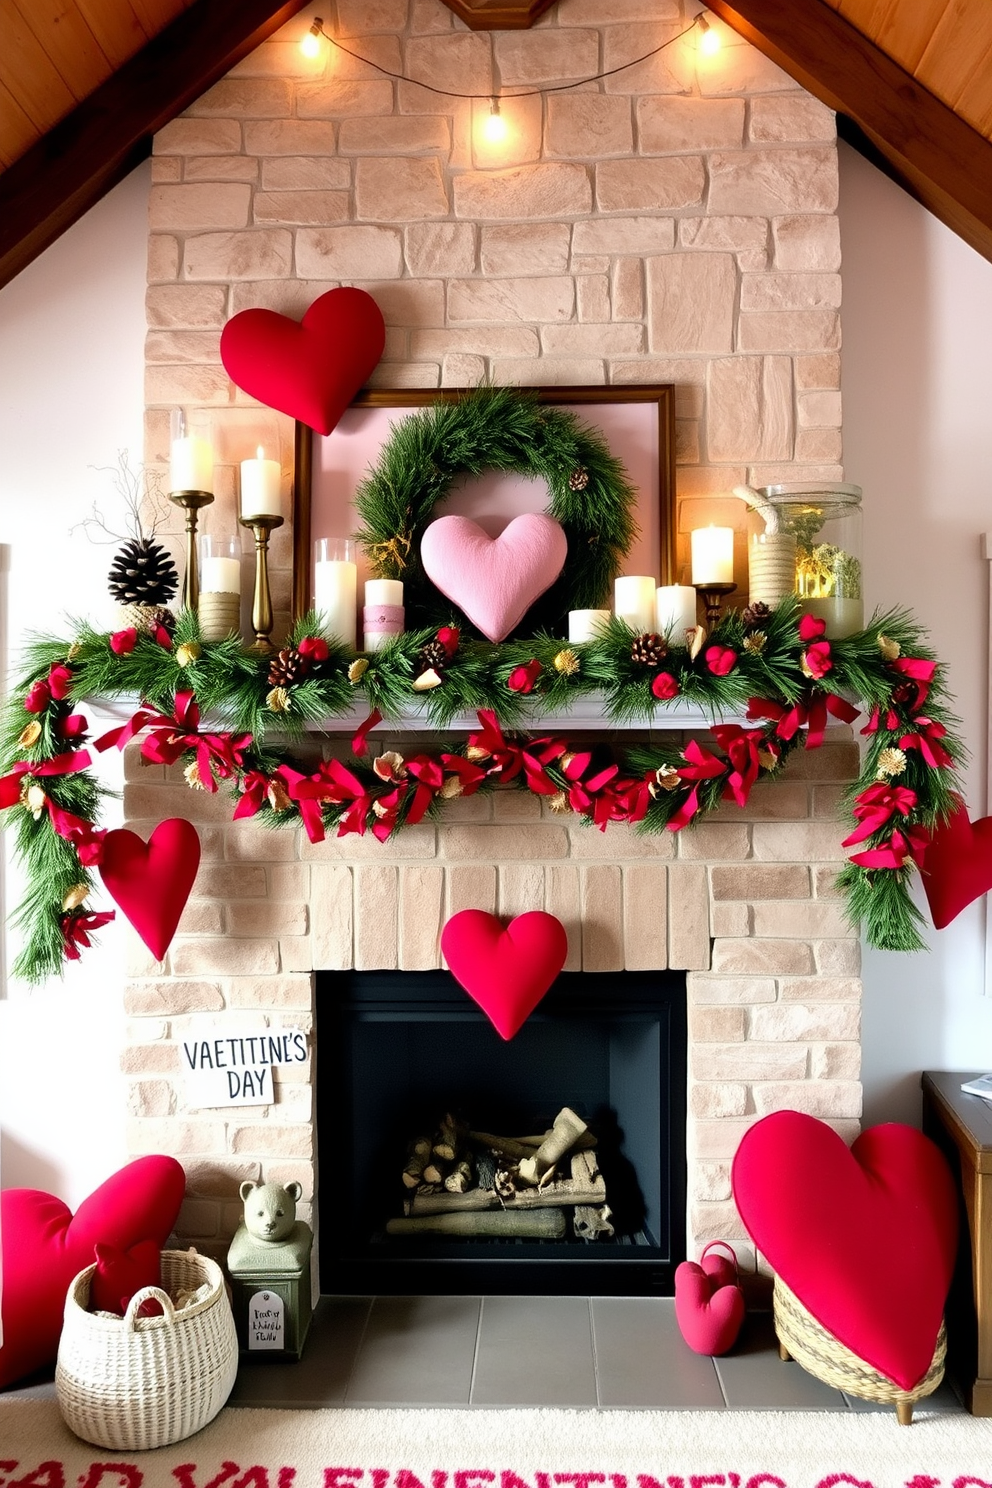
xmin=2 ymin=139 xmax=992 ymax=1196
xmin=0 ymin=164 xmax=151 ymax=1202
xmin=838 ymin=141 xmax=992 ymax=1124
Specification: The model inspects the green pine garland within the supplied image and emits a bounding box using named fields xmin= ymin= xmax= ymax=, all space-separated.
xmin=0 ymin=599 xmax=965 ymax=980
xmin=353 ymin=385 xmax=639 ymax=634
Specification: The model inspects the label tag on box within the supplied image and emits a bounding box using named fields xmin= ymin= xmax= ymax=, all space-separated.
xmin=248 ymin=1290 xmax=285 ymax=1350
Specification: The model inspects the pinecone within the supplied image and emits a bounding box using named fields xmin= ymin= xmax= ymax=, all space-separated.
xmin=267 ymin=646 xmax=310 ymax=687
xmin=569 ymin=467 xmax=589 ymax=491
xmin=108 ymin=538 xmax=178 ymax=607
xmin=742 ymin=601 xmax=771 ymax=629
xmin=630 ymin=632 xmax=668 ymax=666
xmin=416 ymin=638 xmax=449 ymax=676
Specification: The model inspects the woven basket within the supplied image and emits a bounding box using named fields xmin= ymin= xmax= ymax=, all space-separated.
xmin=56 ymin=1248 xmax=239 ymax=1450
xmin=773 ymin=1274 xmax=946 ymax=1423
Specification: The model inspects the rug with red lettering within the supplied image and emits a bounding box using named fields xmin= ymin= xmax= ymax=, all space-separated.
xmin=1 ymin=1402 xmax=991 ymax=1488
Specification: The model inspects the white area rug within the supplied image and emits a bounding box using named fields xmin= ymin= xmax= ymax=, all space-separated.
xmin=2 ymin=1400 xmax=992 ymax=1488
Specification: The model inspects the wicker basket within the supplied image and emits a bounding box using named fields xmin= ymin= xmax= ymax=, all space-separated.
xmin=56 ymin=1248 xmax=239 ymax=1450
xmin=773 ymin=1274 xmax=946 ymax=1424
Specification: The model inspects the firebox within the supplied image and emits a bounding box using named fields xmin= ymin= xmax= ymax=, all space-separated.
xmin=315 ymin=968 xmax=686 ymax=1295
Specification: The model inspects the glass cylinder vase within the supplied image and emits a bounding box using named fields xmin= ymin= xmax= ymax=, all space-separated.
xmin=747 ymin=482 xmax=863 ymax=638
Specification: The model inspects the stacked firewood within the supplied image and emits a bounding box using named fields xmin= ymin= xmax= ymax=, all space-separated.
xmin=386 ymin=1106 xmax=615 ymax=1241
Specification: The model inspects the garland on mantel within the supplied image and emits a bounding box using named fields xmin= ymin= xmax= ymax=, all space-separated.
xmin=0 ymin=599 xmax=960 ymax=981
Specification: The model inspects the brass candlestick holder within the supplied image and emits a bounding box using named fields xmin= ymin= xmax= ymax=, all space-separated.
xmin=239 ymin=514 xmax=284 ymax=654
xmin=169 ymin=490 xmax=215 ymax=611
xmin=695 ymin=581 xmax=737 ymax=629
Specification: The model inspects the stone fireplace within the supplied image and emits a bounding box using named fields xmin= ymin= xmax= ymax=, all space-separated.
xmin=130 ymin=0 xmax=861 ymax=1292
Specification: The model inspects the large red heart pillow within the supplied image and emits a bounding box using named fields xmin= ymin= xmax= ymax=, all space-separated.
xmin=0 ymin=1155 xmax=184 ymax=1388
xmin=441 ymin=910 xmax=568 ymax=1039
xmin=732 ymin=1112 xmax=958 ymax=1391
xmin=220 ymin=287 xmax=386 ymax=435
xmin=99 ymin=818 xmax=201 ymax=961
xmin=920 ymin=795 xmax=992 ymax=929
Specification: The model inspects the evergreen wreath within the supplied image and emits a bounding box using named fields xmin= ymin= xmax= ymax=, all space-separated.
xmin=353 ymin=384 xmax=639 ymax=635
xmin=0 ymin=600 xmax=964 ymax=982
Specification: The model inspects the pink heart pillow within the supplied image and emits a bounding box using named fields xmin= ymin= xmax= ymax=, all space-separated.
xmin=420 ymin=513 xmax=567 ymax=642
xmin=220 ymin=287 xmax=385 ymax=435
xmin=440 ymin=910 xmax=568 ymax=1039
xmin=0 ymin=1156 xmax=184 ymax=1388
xmin=732 ymin=1112 xmax=957 ymax=1390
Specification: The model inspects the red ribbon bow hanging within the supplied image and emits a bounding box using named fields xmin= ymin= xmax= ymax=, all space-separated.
xmin=466 ymin=711 xmax=566 ymax=796
xmin=890 ymin=656 xmax=937 ymax=713
xmin=747 ymin=691 xmax=859 ymax=750
xmin=96 ymin=692 xmax=252 ymax=792
xmin=848 ymin=824 xmax=930 ymax=870
xmin=841 ymin=781 xmax=919 ymax=848
xmin=669 ymin=739 xmax=730 ymax=830
xmin=710 ymin=724 xmax=766 ymax=809
xmin=60 ymin=907 xmax=116 ymax=961
xmin=0 ymin=751 xmax=105 ymax=863
xmin=899 ymin=717 xmax=953 ymax=769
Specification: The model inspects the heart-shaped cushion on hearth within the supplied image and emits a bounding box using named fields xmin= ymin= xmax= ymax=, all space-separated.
xmin=420 ymin=513 xmax=568 ymax=642
xmin=0 ymin=1156 xmax=184 ymax=1388
xmin=732 ymin=1111 xmax=958 ymax=1391
xmin=441 ymin=909 xmax=568 ymax=1039
xmin=99 ymin=818 xmax=201 ymax=961
xmin=920 ymin=794 xmax=992 ymax=929
xmin=220 ymin=287 xmax=385 ymax=435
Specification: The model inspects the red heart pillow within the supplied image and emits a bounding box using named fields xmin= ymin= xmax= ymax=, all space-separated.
xmin=440 ymin=910 xmax=568 ymax=1039
xmin=732 ymin=1112 xmax=957 ymax=1391
xmin=0 ymin=1155 xmax=184 ymax=1388
xmin=920 ymin=795 xmax=992 ymax=928
xmin=220 ymin=287 xmax=386 ymax=435
xmin=675 ymin=1242 xmax=745 ymax=1355
xmin=90 ymin=1239 xmax=162 ymax=1316
xmin=99 ymin=818 xmax=201 ymax=961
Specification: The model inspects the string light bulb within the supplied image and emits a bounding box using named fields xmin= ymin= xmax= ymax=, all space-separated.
xmin=696 ymin=14 xmax=721 ymax=55
xmin=482 ymin=96 xmax=508 ymax=145
xmin=300 ymin=17 xmax=324 ymax=59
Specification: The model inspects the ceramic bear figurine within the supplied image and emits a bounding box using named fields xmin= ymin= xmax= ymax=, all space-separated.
xmin=239 ymin=1180 xmax=302 ymax=1244
xmin=227 ymin=1180 xmax=312 ymax=1274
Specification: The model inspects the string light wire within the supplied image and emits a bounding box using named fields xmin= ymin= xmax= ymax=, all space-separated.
xmin=302 ymin=13 xmax=715 ymax=101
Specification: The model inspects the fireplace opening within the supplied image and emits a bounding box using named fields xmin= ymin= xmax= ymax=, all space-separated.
xmin=315 ymin=969 xmax=686 ymax=1295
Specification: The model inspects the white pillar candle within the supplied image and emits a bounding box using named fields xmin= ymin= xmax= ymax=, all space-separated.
xmin=614 ymin=575 xmax=657 ymax=633
xmin=568 ymin=609 xmax=611 ymax=643
xmin=365 ymin=578 xmax=404 ymax=608
xmin=200 ymin=556 xmax=241 ymax=595
xmin=314 ymin=539 xmax=357 ymax=649
xmin=170 ymin=434 xmax=213 ymax=493
xmin=656 ymin=584 xmax=698 ymax=639
xmin=690 ymin=526 xmax=734 ymax=584
xmin=240 ymin=447 xmax=282 ymax=519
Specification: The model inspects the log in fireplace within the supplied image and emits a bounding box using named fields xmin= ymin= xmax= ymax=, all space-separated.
xmin=315 ymin=969 xmax=687 ymax=1295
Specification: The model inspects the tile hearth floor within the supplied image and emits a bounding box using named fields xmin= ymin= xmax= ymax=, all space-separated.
xmin=222 ymin=1296 xmax=966 ymax=1413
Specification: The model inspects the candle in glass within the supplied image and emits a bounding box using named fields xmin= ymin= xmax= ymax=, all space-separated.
xmin=363 ymin=577 xmax=404 ymax=652
xmin=690 ymin=526 xmax=734 ymax=585
xmin=240 ymin=447 xmax=282 ymax=519
xmin=568 ymin=609 xmax=610 ymax=644
xmin=656 ymin=584 xmax=697 ymax=639
xmin=200 ymin=536 xmax=241 ymax=595
xmin=314 ymin=538 xmax=357 ymax=649
xmin=614 ymin=575 xmax=656 ymax=633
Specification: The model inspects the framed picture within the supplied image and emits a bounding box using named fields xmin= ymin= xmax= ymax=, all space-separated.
xmin=292 ymin=384 xmax=676 ymax=623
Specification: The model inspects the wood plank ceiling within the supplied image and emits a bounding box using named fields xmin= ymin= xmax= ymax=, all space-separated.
xmin=2 ymin=0 xmax=992 ymax=289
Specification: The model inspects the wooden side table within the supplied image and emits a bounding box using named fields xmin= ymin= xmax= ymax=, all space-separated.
xmin=921 ymin=1070 xmax=992 ymax=1415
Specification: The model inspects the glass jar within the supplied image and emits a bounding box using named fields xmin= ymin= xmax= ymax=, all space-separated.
xmin=746 ymin=482 xmax=863 ymax=638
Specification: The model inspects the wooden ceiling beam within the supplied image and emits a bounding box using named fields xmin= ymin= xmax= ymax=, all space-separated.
xmin=438 ymin=0 xmax=558 ymax=28
xmin=0 ymin=0 xmax=309 ymax=291
xmin=707 ymin=0 xmax=992 ymax=265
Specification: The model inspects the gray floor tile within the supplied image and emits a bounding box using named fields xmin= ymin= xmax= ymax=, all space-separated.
xmin=229 ymin=1296 xmax=372 ymax=1408
xmin=345 ymin=1294 xmax=480 ymax=1406
xmin=592 ymin=1296 xmax=726 ymax=1409
xmin=714 ymin=1312 xmax=850 ymax=1410
xmin=471 ymin=1295 xmax=597 ymax=1407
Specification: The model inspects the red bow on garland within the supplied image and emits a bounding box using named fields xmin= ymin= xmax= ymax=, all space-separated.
xmin=0 ymin=749 xmax=106 ymax=862
xmin=96 ymin=692 xmax=252 ymax=791
xmin=60 ymin=907 xmax=116 ymax=959
xmin=841 ymin=780 xmax=930 ymax=869
xmin=747 ymin=691 xmax=859 ymax=750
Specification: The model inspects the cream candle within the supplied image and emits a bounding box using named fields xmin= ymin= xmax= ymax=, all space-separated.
xmin=690 ymin=526 xmax=734 ymax=584
xmin=200 ymin=556 xmax=241 ymax=595
xmin=365 ymin=578 xmax=404 ymax=608
xmin=314 ymin=538 xmax=357 ymax=649
xmin=170 ymin=434 xmax=213 ymax=494
xmin=568 ymin=609 xmax=611 ymax=643
xmin=240 ymin=447 xmax=282 ymax=519
xmin=363 ymin=577 xmax=405 ymax=651
xmin=614 ymin=575 xmax=656 ymax=633
xmin=655 ymin=584 xmax=697 ymax=639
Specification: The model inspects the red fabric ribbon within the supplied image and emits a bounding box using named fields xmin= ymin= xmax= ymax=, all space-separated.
xmin=848 ymin=824 xmax=930 ymax=870
xmin=669 ymin=739 xmax=729 ymax=830
xmin=467 ymin=711 xmax=565 ymax=795
xmin=61 ymin=908 xmax=116 ymax=961
xmin=352 ymin=708 xmax=383 ymax=757
xmin=711 ymin=724 xmax=765 ymax=809
xmin=899 ymin=717 xmax=953 ymax=769
xmin=747 ymin=691 xmax=858 ymax=749
xmin=841 ymin=781 xmax=919 ymax=848
xmin=890 ymin=656 xmax=936 ymax=713
xmin=96 ymin=692 xmax=251 ymax=792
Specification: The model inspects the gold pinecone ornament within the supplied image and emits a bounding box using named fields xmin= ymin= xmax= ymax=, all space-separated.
xmin=630 ymin=632 xmax=668 ymax=666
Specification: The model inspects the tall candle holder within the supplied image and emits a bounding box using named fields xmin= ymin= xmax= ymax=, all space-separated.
xmin=239 ymin=514 xmax=284 ymax=655
xmin=694 ymin=581 xmax=737 ymax=629
xmin=169 ymin=490 xmax=215 ymax=611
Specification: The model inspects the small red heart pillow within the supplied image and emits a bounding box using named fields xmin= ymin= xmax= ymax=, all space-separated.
xmin=732 ymin=1112 xmax=957 ymax=1391
xmin=99 ymin=818 xmax=201 ymax=961
xmin=90 ymin=1239 xmax=162 ymax=1317
xmin=440 ymin=910 xmax=568 ymax=1039
xmin=675 ymin=1241 xmax=745 ymax=1355
xmin=0 ymin=1156 xmax=184 ymax=1388
xmin=220 ymin=287 xmax=386 ymax=435
xmin=920 ymin=795 xmax=992 ymax=928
